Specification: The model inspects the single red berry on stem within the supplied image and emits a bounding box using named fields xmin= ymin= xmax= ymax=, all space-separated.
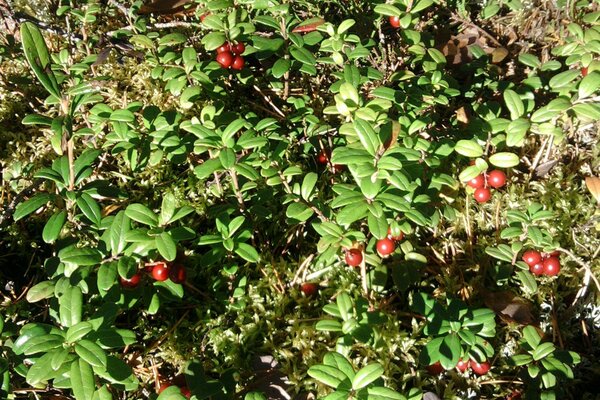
xmin=487 ymin=170 xmax=507 ymax=188
xmin=530 ymin=262 xmax=544 ymax=276
xmin=522 ymin=250 xmax=542 ymax=267
xmin=169 ymin=264 xmax=187 ymax=284
xmin=345 ymin=248 xmax=363 ymax=267
xmin=467 ymin=174 xmax=486 ymax=189
xmin=152 ymin=263 xmax=170 ymax=281
xmin=387 ymin=227 xmax=404 ymax=241
xmin=456 ymin=358 xmax=469 ymax=372
xmin=542 ymin=257 xmax=561 ymax=276
xmin=301 ymin=282 xmax=318 ymax=297
xmin=389 ymin=15 xmax=400 ymax=28
xmin=470 ymin=360 xmax=491 ymax=375
xmin=216 ymin=43 xmax=231 ymax=53
xmin=158 ymin=383 xmax=171 ymax=393
xmin=231 ymin=55 xmax=245 ymax=70
xmin=120 ymin=273 xmax=141 ymax=289
xmin=474 ymin=187 xmax=491 ymax=203
xmin=426 ymin=361 xmax=444 ymax=375
xmin=376 ymin=237 xmax=395 ymax=257
xmin=216 ymin=51 xmax=233 ymax=68
xmin=317 ymin=150 xmax=329 ymax=165
xmin=233 ymin=42 xmax=245 ymax=55
xmin=582 ymin=67 xmax=588 ymax=77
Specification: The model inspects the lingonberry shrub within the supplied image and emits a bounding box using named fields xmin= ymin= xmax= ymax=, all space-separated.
xmin=1 ymin=1 xmax=596 ymax=399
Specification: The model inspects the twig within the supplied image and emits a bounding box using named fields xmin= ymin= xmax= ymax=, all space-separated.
xmin=290 ymin=254 xmax=315 ymax=287
xmin=253 ymin=85 xmax=286 ymax=119
xmin=558 ymin=247 xmax=600 ymax=306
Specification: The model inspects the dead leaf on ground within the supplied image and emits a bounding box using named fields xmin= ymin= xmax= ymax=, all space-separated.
xmin=585 ymin=176 xmax=600 ymax=203
xmin=438 ymin=27 xmax=508 ymax=65
xmin=482 ymin=290 xmax=538 ymax=326
xmin=138 ymin=0 xmax=196 ymax=15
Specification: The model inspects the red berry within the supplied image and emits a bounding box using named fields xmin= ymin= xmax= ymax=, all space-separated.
xmin=456 ymin=358 xmax=469 ymax=372
xmin=216 ymin=43 xmax=231 ymax=53
xmin=345 ymin=248 xmax=363 ymax=267
xmin=120 ymin=273 xmax=141 ymax=289
xmin=542 ymin=257 xmax=561 ymax=276
xmin=426 ymin=361 xmax=444 ymax=375
xmin=474 ymin=187 xmax=491 ymax=203
xmin=376 ymin=237 xmax=395 ymax=257
xmin=152 ymin=263 xmax=169 ymax=281
xmin=180 ymin=387 xmax=191 ymax=399
xmin=300 ymin=282 xmax=318 ymax=297
xmin=169 ymin=264 xmax=187 ymax=284
xmin=158 ymin=383 xmax=171 ymax=393
xmin=470 ymin=360 xmax=491 ymax=375
xmin=233 ymin=42 xmax=245 ymax=55
xmin=582 ymin=67 xmax=588 ymax=77
xmin=317 ymin=150 xmax=329 ymax=165
xmin=216 ymin=51 xmax=233 ymax=68
xmin=487 ymin=170 xmax=507 ymax=188
xmin=387 ymin=227 xmax=404 ymax=241
xmin=530 ymin=262 xmax=544 ymax=276
xmin=389 ymin=15 xmax=400 ymax=28
xmin=231 ymin=55 xmax=245 ymax=70
xmin=200 ymin=13 xmax=209 ymax=22
xmin=333 ymin=164 xmax=344 ymax=172
xmin=522 ymin=250 xmax=542 ymax=267
xmin=547 ymin=250 xmax=560 ymax=257
xmin=467 ymin=174 xmax=486 ymax=189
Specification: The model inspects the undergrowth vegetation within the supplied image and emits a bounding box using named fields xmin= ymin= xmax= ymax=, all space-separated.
xmin=1 ymin=0 xmax=600 ymax=399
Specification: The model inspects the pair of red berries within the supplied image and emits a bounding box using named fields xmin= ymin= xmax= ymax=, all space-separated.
xmin=120 ymin=262 xmax=187 ymax=288
xmin=216 ymin=42 xmax=245 ymax=70
xmin=426 ymin=359 xmax=490 ymax=376
xmin=467 ymin=170 xmax=507 ymax=203
xmin=159 ymin=382 xmax=191 ymax=399
xmin=522 ymin=250 xmax=561 ymax=276
xmin=376 ymin=227 xmax=404 ymax=257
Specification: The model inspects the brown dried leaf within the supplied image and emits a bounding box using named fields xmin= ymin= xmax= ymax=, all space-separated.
xmin=292 ymin=17 xmax=325 ymax=33
xmin=138 ymin=0 xmax=195 ymax=15
xmin=482 ymin=290 xmax=537 ymax=325
xmin=585 ymin=176 xmax=600 ymax=203
xmin=456 ymin=106 xmax=470 ymax=125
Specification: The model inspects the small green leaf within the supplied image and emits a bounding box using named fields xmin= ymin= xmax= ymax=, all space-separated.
xmin=125 ymin=204 xmax=158 ymax=227
xmin=454 ymin=140 xmax=484 ymax=157
xmin=504 ymin=90 xmax=525 ymax=120
xmin=13 ymin=193 xmax=53 ymax=221
xmin=43 ymin=210 xmax=66 ymax=243
xmin=59 ymin=286 xmax=83 ymax=327
xmin=26 ymin=281 xmax=56 ymax=303
xmin=156 ymin=232 xmax=177 ymax=262
xmin=352 ymin=363 xmax=383 ymax=390
xmin=307 ymin=364 xmax=349 ymax=388
xmin=70 ymin=359 xmax=96 ymax=400
xmin=489 ymin=152 xmax=520 ymax=168
xmin=75 ymin=340 xmax=108 ymax=368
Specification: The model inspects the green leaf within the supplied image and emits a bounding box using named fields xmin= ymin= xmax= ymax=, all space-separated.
xmin=156 ymin=232 xmax=177 ymax=262
xmin=373 ymin=4 xmax=401 ymax=16
xmin=59 ymin=286 xmax=83 ymax=327
xmin=26 ymin=281 xmax=56 ymax=303
xmin=110 ymin=109 xmax=135 ymax=123
xmin=21 ymin=334 xmax=64 ymax=355
xmin=354 ymin=119 xmax=381 ymax=156
xmin=548 ymin=69 xmax=580 ymax=89
xmin=272 ymin=59 xmax=290 ymax=78
xmin=533 ymin=342 xmax=556 ymax=361
xmin=43 ymin=210 xmax=66 ymax=243
xmin=20 ymin=22 xmax=61 ymax=99
xmin=323 ymin=352 xmax=355 ymax=381
xmin=286 ymin=202 xmax=314 ymax=222
xmin=125 ymin=204 xmax=158 ymax=227
xmin=26 ymin=352 xmax=55 ymax=386
xmin=352 ymin=363 xmax=383 ymax=390
xmin=412 ymin=0 xmax=434 ymax=13
xmin=66 ymin=322 xmax=93 ymax=343
xmin=70 ymin=359 xmax=96 ymax=400
xmin=489 ymin=152 xmax=520 ymax=168
xmin=301 ymin=173 xmax=318 ymax=201
xmin=13 ymin=193 xmax=53 ymax=221
xmin=235 ymin=242 xmax=260 ymax=263
xmin=76 ymin=193 xmax=102 ymax=226
xmin=307 ymin=364 xmax=349 ymax=388
xmin=578 ymin=71 xmax=600 ymax=98
xmin=117 ymin=256 xmax=137 ymax=279
xmin=290 ymin=46 xmax=317 ymax=66
xmin=504 ymin=90 xmax=525 ymax=120
xmin=523 ymin=325 xmax=542 ymax=348
xmin=506 ymin=118 xmax=530 ymax=147
xmin=336 ymin=293 xmax=353 ymax=321
xmin=75 ymin=340 xmax=108 ymax=368
xmin=454 ymin=139 xmax=484 ymax=157
xmin=366 ymin=387 xmax=407 ymax=400
xmin=59 ymin=245 xmax=102 ymax=266
xmin=316 ymin=320 xmax=343 ymax=331
xmin=202 ymin=32 xmax=227 ymax=51
xmin=110 ymin=211 xmax=131 ymax=256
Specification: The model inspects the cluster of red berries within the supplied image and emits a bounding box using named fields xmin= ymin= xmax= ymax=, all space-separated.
xmin=344 ymin=227 xmax=405 ymax=266
xmin=119 ymin=261 xmax=187 ymax=288
xmin=215 ymin=41 xmax=245 ymax=70
xmin=467 ymin=169 xmax=507 ymax=203
xmin=427 ymin=359 xmax=490 ymax=376
xmin=522 ymin=250 xmax=561 ymax=276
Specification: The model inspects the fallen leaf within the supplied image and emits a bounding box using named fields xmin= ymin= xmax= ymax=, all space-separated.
xmin=292 ymin=17 xmax=325 ymax=33
xmin=482 ymin=290 xmax=538 ymax=325
xmin=585 ymin=176 xmax=600 ymax=203
xmin=138 ymin=0 xmax=195 ymax=15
